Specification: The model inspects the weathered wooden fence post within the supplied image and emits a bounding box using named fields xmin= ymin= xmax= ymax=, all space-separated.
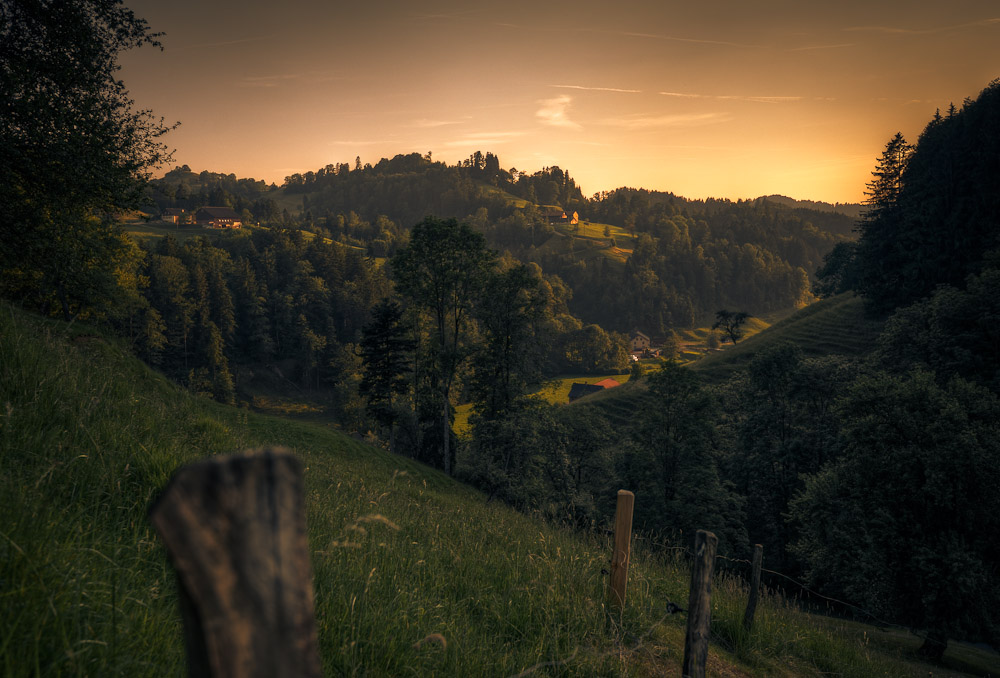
xmin=607 ymin=490 xmax=635 ymax=613
xmin=149 ymin=447 xmax=322 ymax=678
xmin=682 ymin=529 xmax=717 ymax=678
xmin=743 ymin=543 xmax=763 ymax=632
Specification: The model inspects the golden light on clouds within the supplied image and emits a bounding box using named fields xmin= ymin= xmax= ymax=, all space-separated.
xmin=119 ymin=0 xmax=1000 ymax=203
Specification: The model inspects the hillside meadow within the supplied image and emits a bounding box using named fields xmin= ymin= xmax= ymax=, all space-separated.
xmin=1 ymin=303 xmax=995 ymax=677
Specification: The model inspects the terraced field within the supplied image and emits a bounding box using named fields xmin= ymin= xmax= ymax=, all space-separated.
xmin=689 ymin=293 xmax=883 ymax=384
xmin=560 ymin=293 xmax=885 ymax=430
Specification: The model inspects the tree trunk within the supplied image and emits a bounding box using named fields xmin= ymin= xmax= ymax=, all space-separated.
xmin=56 ymin=280 xmax=72 ymax=322
xmin=442 ymin=392 xmax=451 ymax=475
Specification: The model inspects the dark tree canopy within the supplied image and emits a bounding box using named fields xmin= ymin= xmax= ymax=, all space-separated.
xmin=1 ymin=0 xmax=174 ymax=318
xmin=791 ymin=371 xmax=1000 ymax=658
xmin=854 ymin=80 xmax=1000 ymax=312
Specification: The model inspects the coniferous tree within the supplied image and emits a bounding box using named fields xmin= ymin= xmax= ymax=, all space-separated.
xmin=469 ymin=264 xmax=545 ymax=419
xmin=359 ymin=299 xmax=415 ymax=451
xmin=853 ymin=133 xmax=913 ymax=310
xmin=854 ymin=80 xmax=1000 ymax=312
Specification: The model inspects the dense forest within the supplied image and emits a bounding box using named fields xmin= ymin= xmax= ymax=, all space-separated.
xmin=3 ymin=0 xmax=997 ymax=663
xmin=147 ymin=151 xmax=855 ymax=336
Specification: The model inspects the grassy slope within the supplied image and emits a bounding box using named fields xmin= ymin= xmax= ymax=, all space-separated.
xmin=557 ymin=294 xmax=883 ymax=440
xmin=120 ymin=222 xmax=237 ymax=243
xmin=2 ymin=304 xmax=993 ymax=677
xmin=689 ymin=293 xmax=884 ymax=384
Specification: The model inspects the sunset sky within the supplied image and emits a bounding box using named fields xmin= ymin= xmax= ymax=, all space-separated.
xmin=118 ymin=0 xmax=999 ymax=204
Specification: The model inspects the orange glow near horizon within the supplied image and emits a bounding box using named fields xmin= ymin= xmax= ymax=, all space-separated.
xmin=119 ymin=1 xmax=1000 ymax=205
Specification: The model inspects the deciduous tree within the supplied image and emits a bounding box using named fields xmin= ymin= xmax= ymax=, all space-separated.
xmin=712 ymin=310 xmax=752 ymax=344
xmin=790 ymin=370 xmax=1000 ymax=659
xmin=0 ymin=0 xmax=174 ymax=318
xmin=391 ymin=217 xmax=494 ymax=474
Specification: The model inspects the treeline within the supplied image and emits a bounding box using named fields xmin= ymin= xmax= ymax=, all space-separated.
xmin=540 ymin=213 xmax=817 ymax=334
xmin=285 ymin=151 xmax=586 ymax=221
xmin=146 ymin=166 xmax=289 ymax=225
xmin=287 ymin=157 xmax=853 ymax=334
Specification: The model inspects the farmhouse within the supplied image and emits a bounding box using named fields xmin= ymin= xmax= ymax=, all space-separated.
xmin=542 ymin=206 xmax=566 ymax=223
xmin=542 ymin=207 xmax=582 ymax=225
xmin=195 ymin=206 xmax=242 ymax=229
xmin=160 ymin=207 xmax=187 ymax=224
xmin=630 ymin=331 xmax=650 ymax=353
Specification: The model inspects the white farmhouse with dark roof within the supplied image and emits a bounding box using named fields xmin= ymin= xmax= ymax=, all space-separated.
xmin=630 ymin=331 xmax=650 ymax=353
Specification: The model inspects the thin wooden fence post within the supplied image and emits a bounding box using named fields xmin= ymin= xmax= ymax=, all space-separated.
xmin=682 ymin=529 xmax=717 ymax=678
xmin=149 ymin=447 xmax=322 ymax=678
xmin=743 ymin=544 xmax=763 ymax=632
xmin=607 ymin=490 xmax=635 ymax=613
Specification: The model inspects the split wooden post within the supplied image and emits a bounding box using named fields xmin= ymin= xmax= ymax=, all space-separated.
xmin=607 ymin=490 xmax=635 ymax=613
xmin=682 ymin=529 xmax=718 ymax=678
xmin=149 ymin=447 xmax=322 ymax=678
xmin=743 ymin=543 xmax=763 ymax=632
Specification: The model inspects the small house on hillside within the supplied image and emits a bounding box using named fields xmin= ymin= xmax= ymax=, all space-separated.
xmin=542 ymin=206 xmax=566 ymax=223
xmin=161 ymin=207 xmax=187 ymax=224
xmin=542 ymin=207 xmax=582 ymax=225
xmin=630 ymin=331 xmax=650 ymax=353
xmin=568 ymin=378 xmax=621 ymax=403
xmin=195 ymin=206 xmax=242 ymax=229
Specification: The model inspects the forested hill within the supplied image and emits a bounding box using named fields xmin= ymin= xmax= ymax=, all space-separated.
xmin=147 ymin=153 xmax=858 ymax=335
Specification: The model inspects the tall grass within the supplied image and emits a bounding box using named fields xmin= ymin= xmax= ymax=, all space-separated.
xmin=2 ymin=303 xmax=985 ymax=677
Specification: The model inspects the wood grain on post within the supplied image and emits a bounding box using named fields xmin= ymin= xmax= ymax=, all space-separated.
xmin=743 ymin=543 xmax=763 ymax=632
xmin=149 ymin=448 xmax=322 ymax=678
xmin=682 ymin=529 xmax=718 ymax=678
xmin=608 ymin=490 xmax=635 ymax=612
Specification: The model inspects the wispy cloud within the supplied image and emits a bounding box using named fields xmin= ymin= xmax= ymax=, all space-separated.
xmin=875 ymin=97 xmax=939 ymax=106
xmin=660 ymin=91 xmax=804 ymax=104
xmin=601 ymin=112 xmax=732 ymax=129
xmin=492 ymin=22 xmax=757 ymax=49
xmin=536 ymin=95 xmax=582 ymax=130
xmin=620 ymin=31 xmax=755 ymax=48
xmin=789 ymin=42 xmax=855 ymax=52
xmin=239 ymin=71 xmax=344 ymax=88
xmin=329 ymin=140 xmax=385 ymax=146
xmin=411 ymin=9 xmax=485 ymax=21
xmin=553 ymin=84 xmax=642 ymax=93
xmin=443 ymin=131 xmax=525 ymax=147
xmin=847 ymin=17 xmax=1000 ymax=35
xmin=410 ymin=118 xmax=468 ymax=128
xmin=175 ymin=36 xmax=272 ymax=51
xmin=240 ymin=74 xmax=301 ymax=88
